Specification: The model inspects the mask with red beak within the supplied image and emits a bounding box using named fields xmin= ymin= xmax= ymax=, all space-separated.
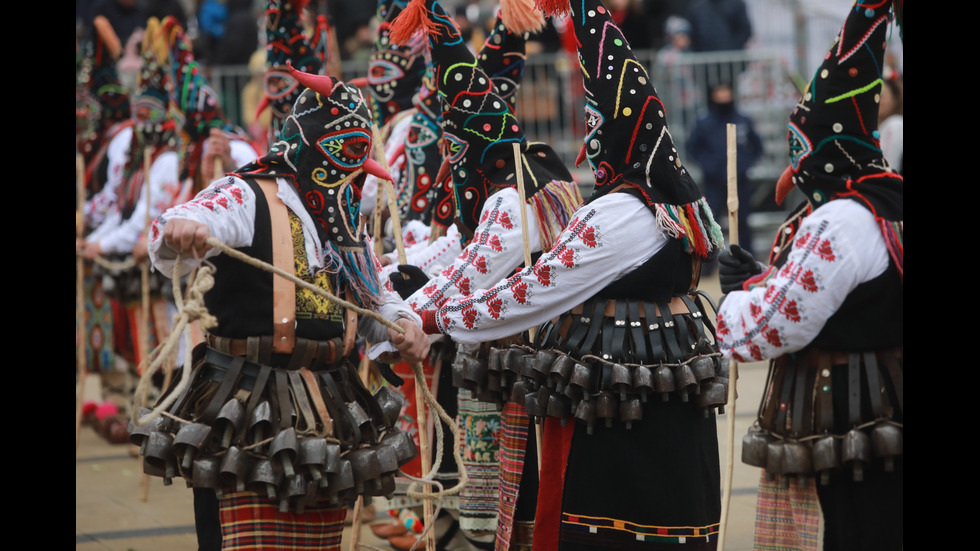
xmin=234 ymin=66 xmax=393 ymax=268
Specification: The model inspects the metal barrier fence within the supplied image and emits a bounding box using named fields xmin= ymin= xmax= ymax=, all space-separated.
xmin=211 ymin=48 xmax=798 ymax=180
xmin=208 ymin=47 xmax=803 ymax=252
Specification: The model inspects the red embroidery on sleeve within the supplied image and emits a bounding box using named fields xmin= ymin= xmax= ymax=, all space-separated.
xmin=486 ymin=294 xmax=503 ymax=319
xmin=797 ymin=269 xmax=818 ymax=292
xmin=534 ymin=264 xmax=552 ymax=286
xmin=511 ymin=281 xmax=528 ymax=304
xmin=579 ymin=226 xmax=597 ymax=248
xmin=462 ymin=305 xmax=478 ymax=328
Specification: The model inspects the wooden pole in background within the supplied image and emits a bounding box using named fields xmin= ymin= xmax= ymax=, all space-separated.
xmin=512 ymin=143 xmax=544 ymax=473
xmin=76 ymin=153 xmax=89 ymax=452
xmin=718 ymin=123 xmax=740 ymax=551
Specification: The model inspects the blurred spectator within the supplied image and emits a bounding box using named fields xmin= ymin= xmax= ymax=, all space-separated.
xmin=196 ymin=0 xmax=229 ymax=65
xmin=686 ymin=82 xmax=763 ymax=257
xmin=878 ymin=77 xmax=903 ymax=174
xmin=89 ymin=0 xmax=146 ymax=48
xmin=655 ymin=15 xmax=700 ymax=110
xmin=685 ymin=0 xmax=752 ymax=97
xmin=685 ymin=0 xmax=752 ymax=53
xmin=328 ymin=0 xmax=375 ymax=61
xmin=214 ymin=0 xmax=259 ymax=66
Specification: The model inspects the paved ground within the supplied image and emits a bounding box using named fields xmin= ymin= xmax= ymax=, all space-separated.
xmin=76 ymin=275 xmax=781 ymax=551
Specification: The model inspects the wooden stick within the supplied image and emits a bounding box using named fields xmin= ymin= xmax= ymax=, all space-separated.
xmin=76 ymin=153 xmax=89 ymax=453
xmin=718 ymin=123 xmax=740 ymax=551
xmin=350 ymin=494 xmax=365 ymax=550
xmin=375 ymin=125 xmax=434 ymax=551
xmin=374 ymin=126 xmax=408 ymax=266
xmin=140 ymin=146 xmax=155 ymax=501
xmin=512 ymin=144 xmax=544 ymax=473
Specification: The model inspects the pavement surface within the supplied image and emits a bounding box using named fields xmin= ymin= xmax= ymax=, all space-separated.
xmin=76 ymin=274 xmax=785 ymax=551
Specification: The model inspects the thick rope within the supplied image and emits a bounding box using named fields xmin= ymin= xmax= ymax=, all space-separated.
xmin=129 ymin=240 xmax=468 ymax=509
xmin=75 ymin=250 xmax=139 ymax=271
xmin=130 ymin=259 xmax=217 ymax=427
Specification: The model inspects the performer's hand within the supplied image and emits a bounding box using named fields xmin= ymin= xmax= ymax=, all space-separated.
xmin=163 ymin=218 xmax=212 ymax=258
xmin=388 ymin=317 xmax=431 ymax=364
xmin=388 ymin=264 xmax=429 ymax=300
xmin=201 ymin=128 xmax=233 ymax=182
xmin=133 ymin=234 xmax=149 ymax=263
xmin=718 ymin=244 xmax=764 ymax=294
xmin=82 ymin=240 xmax=103 ymax=260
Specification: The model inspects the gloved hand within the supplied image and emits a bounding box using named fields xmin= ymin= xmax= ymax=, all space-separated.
xmin=389 ymin=264 xmax=429 ymax=299
xmin=718 ymin=244 xmax=765 ymax=294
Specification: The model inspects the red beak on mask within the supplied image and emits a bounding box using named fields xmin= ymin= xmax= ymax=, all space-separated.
xmin=362 ymin=158 xmax=393 ymax=182
xmin=775 ymin=166 xmax=794 ymax=206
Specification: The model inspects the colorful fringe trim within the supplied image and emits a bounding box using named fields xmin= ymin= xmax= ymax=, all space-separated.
xmin=881 ymin=219 xmax=903 ymax=284
xmin=529 ymin=179 xmax=585 ymax=251
xmin=655 ymin=197 xmax=725 ymax=258
xmin=319 ymin=240 xmax=383 ymax=310
xmin=457 ymin=389 xmax=503 ymax=532
xmin=752 ymin=471 xmax=821 ymax=551
xmin=495 ymin=402 xmax=531 ymax=551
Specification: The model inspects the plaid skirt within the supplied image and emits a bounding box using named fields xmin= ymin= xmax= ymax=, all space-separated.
xmin=219 ymin=491 xmax=347 ymax=550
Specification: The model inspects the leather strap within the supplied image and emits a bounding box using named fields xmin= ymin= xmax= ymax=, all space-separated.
xmin=286 ymin=370 xmax=316 ymax=434
xmin=273 ymin=369 xmax=294 ymax=431
xmin=609 ymin=301 xmax=629 ymax=361
xmin=847 ymin=352 xmax=862 ymax=427
xmin=299 ymin=368 xmax=334 ymax=438
xmin=343 ymin=292 xmax=358 ymax=358
xmin=640 ymin=301 xmax=665 ymax=363
xmin=679 ymin=295 xmax=707 ymax=346
xmin=881 ymin=349 xmax=903 ymax=415
xmin=815 ymin=352 xmax=834 ymax=434
xmin=318 ymin=371 xmax=361 ymax=447
xmin=657 ymin=300 xmax=684 ymax=362
xmin=563 ymin=299 xmax=596 ymax=354
xmin=790 ymin=355 xmax=809 ymax=437
xmin=201 ymin=355 xmax=245 ymax=424
xmin=773 ymin=356 xmax=796 ymax=434
xmin=243 ymin=363 xmax=273 ymax=439
xmin=627 ymin=302 xmax=648 ymax=364
xmin=256 ymin=178 xmax=296 ymax=354
xmin=863 ymin=351 xmax=883 ymax=418
xmin=579 ymin=301 xmax=606 ymax=356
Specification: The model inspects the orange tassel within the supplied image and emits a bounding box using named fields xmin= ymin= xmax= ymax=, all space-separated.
xmin=389 ymin=0 xmax=429 ymax=46
xmin=536 ymin=0 xmax=572 ymax=18
xmin=501 ymin=0 xmax=546 ymax=34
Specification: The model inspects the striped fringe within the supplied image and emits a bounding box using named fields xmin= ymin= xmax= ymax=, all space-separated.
xmin=529 ymin=179 xmax=584 ymax=251
xmin=319 ymin=241 xmax=383 ymax=309
xmin=495 ymin=402 xmax=531 ymax=551
xmin=880 ymin=219 xmax=903 ymax=284
xmin=752 ymin=471 xmax=821 ymax=551
xmin=457 ymin=389 xmax=503 ymax=532
xmin=655 ymin=197 xmax=725 ymax=258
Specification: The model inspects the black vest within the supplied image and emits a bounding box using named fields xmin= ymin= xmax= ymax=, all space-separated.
xmin=204 ymin=178 xmax=346 ymax=342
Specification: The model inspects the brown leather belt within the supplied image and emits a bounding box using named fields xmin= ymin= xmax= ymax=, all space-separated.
xmin=568 ymin=295 xmax=691 ymax=318
xmin=205 ymin=333 xmax=346 ymax=370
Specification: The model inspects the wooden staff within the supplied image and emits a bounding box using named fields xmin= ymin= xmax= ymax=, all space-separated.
xmin=374 ymin=125 xmax=436 ymax=551
xmin=76 ymin=153 xmax=88 ymax=452
xmin=512 ymin=143 xmax=544 ymax=473
xmin=140 ymin=145 xmax=154 ymax=502
xmin=718 ymin=123 xmax=740 ymax=551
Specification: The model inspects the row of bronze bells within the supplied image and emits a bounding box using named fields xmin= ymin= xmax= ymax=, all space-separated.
xmin=129 ymin=385 xmax=418 ymax=513
xmin=742 ymin=421 xmax=903 ymax=486
xmin=453 ymin=347 xmax=731 ymax=432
